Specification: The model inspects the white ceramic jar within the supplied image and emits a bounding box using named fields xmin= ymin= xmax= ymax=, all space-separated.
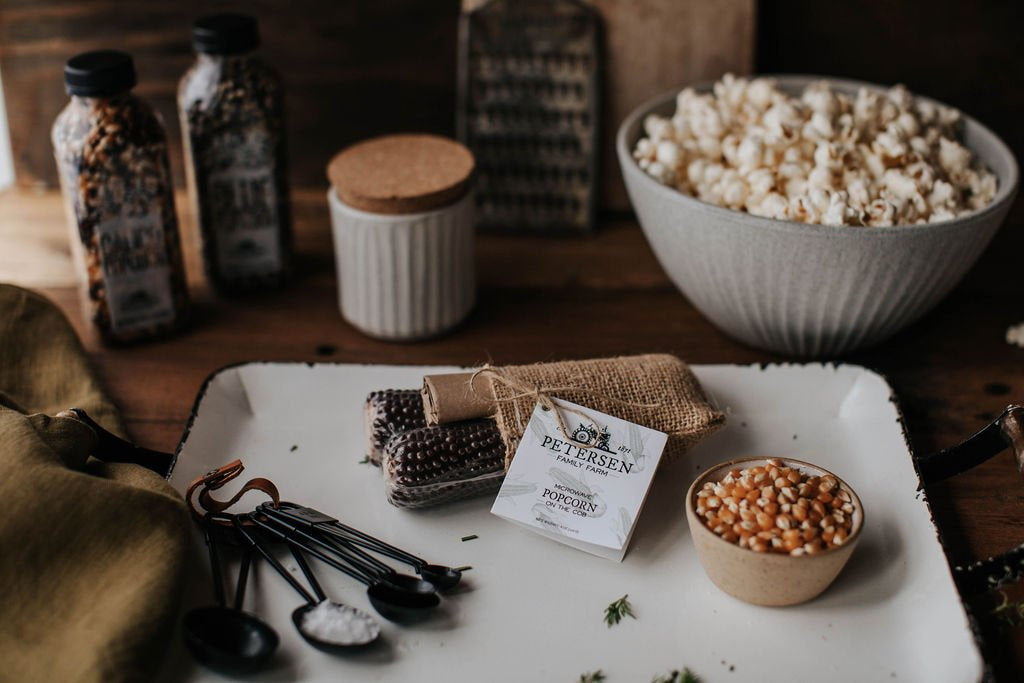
xmin=326 ymin=134 xmax=476 ymax=340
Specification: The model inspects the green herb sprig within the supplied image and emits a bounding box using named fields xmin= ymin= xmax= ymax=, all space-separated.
xmin=579 ymin=671 xmax=606 ymax=683
xmin=358 ymin=455 xmax=371 ymax=464
xmin=652 ymin=669 xmax=700 ymax=683
xmin=604 ymin=594 xmax=635 ymax=627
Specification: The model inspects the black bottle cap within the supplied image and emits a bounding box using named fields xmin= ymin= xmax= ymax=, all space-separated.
xmin=193 ymin=13 xmax=260 ymax=55
xmin=63 ymin=50 xmax=137 ymax=97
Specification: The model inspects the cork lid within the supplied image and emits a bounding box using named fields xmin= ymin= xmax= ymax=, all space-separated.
xmin=327 ymin=134 xmax=475 ymax=215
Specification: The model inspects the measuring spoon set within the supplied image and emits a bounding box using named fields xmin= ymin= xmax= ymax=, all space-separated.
xmin=183 ymin=502 xmax=466 ymax=674
xmin=50 ymin=415 xmax=467 ymax=675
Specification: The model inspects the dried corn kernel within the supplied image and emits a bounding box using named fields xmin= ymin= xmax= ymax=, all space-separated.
xmin=696 ymin=459 xmax=856 ymax=555
xmin=382 ymin=419 xmax=505 ymax=508
xmin=365 ymin=389 xmax=428 ymax=464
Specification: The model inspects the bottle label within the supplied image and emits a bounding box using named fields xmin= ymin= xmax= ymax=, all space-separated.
xmin=204 ymin=128 xmax=281 ymax=279
xmin=96 ymin=210 xmax=176 ymax=333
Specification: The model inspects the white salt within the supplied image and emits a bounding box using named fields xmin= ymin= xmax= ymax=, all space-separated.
xmin=300 ymin=600 xmax=379 ymax=646
xmin=1007 ymin=322 xmax=1024 ymax=348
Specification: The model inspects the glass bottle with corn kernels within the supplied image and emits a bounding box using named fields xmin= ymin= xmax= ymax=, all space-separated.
xmin=51 ymin=50 xmax=190 ymax=344
xmin=178 ymin=13 xmax=292 ymax=294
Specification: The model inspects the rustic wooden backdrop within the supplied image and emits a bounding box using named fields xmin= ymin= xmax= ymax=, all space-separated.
xmin=0 ymin=0 xmax=463 ymax=190
xmin=757 ymin=0 xmax=1024 ymax=304
xmin=0 ymin=0 xmax=755 ymax=207
xmin=2 ymin=1 xmax=1020 ymax=216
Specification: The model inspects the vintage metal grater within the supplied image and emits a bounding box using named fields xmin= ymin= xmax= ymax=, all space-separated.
xmin=457 ymin=0 xmax=601 ymax=233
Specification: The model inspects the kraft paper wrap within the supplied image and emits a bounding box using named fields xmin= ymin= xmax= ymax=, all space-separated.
xmin=422 ymin=371 xmax=497 ymax=424
xmin=422 ymin=354 xmax=726 ymax=468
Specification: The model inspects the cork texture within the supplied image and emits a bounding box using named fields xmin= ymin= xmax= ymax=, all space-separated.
xmin=327 ymin=133 xmax=475 ymax=215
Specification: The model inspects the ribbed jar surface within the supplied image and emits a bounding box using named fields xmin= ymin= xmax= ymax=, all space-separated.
xmin=626 ymin=192 xmax=1009 ymax=356
xmin=328 ymin=190 xmax=476 ymax=340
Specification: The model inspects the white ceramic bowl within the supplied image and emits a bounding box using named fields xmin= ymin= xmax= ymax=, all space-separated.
xmin=617 ymin=75 xmax=1019 ymax=357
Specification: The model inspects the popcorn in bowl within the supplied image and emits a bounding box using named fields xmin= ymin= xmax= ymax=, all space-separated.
xmin=632 ymin=74 xmax=998 ymax=226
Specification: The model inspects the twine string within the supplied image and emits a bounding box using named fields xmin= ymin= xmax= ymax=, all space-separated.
xmin=468 ymin=366 xmax=662 ymax=448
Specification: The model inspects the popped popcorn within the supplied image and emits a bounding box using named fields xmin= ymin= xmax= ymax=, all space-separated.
xmin=632 ymin=74 xmax=999 ymax=227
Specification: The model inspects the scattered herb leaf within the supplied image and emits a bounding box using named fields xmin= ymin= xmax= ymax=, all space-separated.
xmin=461 ymin=534 xmax=479 ymax=542
xmin=290 ymin=445 xmax=298 ymax=452
xmin=358 ymin=456 xmax=371 ymax=464
xmin=993 ymin=591 xmax=1024 ymax=628
xmin=579 ymin=671 xmax=606 ymax=683
xmin=652 ymin=669 xmax=700 ymax=683
xmin=604 ymin=594 xmax=636 ymax=627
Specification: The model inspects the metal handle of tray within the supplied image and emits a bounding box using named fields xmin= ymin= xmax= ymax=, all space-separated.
xmin=60 ymin=407 xmax=173 ymax=477
xmin=914 ymin=404 xmax=1024 ymax=594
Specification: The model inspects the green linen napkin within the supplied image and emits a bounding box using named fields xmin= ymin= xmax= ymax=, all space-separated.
xmin=0 ymin=284 xmax=190 ymax=683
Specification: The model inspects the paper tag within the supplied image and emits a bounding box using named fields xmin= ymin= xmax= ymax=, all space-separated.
xmin=95 ymin=209 xmax=176 ymax=333
xmin=491 ymin=397 xmax=667 ymax=561
xmin=204 ymin=128 xmax=282 ymax=278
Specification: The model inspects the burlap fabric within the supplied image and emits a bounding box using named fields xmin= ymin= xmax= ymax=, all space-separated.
xmin=487 ymin=354 xmax=725 ymax=468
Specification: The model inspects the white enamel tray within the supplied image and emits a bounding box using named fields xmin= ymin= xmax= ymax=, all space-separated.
xmin=164 ymin=362 xmax=982 ymax=682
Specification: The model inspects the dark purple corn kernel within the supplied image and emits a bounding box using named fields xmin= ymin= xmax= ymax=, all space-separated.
xmin=382 ymin=420 xmax=505 ymax=508
xmin=365 ymin=389 xmax=427 ymax=464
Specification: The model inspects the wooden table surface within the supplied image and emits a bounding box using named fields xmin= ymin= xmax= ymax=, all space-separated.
xmin=3 ymin=186 xmax=1023 ymax=679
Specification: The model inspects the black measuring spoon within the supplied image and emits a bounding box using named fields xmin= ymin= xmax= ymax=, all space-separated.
xmin=248 ymin=512 xmax=440 ymax=621
xmin=257 ymin=508 xmax=436 ymax=595
xmin=320 ymin=524 xmax=464 ymax=591
xmin=231 ymin=516 xmax=380 ymax=651
xmin=287 ymin=545 xmax=381 ymax=652
xmin=264 ymin=502 xmax=462 ymax=588
xmin=182 ymin=515 xmax=279 ymax=674
xmin=262 ymin=502 xmax=464 ymax=590
xmin=316 ymin=533 xmax=440 ymax=596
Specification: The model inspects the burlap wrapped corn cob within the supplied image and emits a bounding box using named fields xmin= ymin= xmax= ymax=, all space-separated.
xmin=367 ymin=354 xmax=725 ymax=509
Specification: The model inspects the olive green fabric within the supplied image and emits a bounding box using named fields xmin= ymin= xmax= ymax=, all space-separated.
xmin=0 ymin=285 xmax=190 ymax=683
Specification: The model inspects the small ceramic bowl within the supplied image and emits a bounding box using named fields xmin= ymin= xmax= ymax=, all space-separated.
xmin=685 ymin=457 xmax=864 ymax=606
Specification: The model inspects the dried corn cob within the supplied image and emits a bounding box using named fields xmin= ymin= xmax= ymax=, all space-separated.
xmin=365 ymin=389 xmax=427 ymax=464
xmin=382 ymin=419 xmax=505 ymax=508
